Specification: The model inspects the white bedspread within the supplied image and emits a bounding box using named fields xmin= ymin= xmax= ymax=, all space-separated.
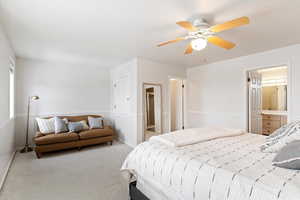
xmin=121 ymin=134 xmax=300 ymax=200
xmin=150 ymin=128 xmax=244 ymax=147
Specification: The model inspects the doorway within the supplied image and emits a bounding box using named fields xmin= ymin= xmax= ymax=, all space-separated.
xmin=248 ymin=65 xmax=288 ymax=135
xmin=169 ymin=78 xmax=185 ymax=132
xmin=143 ymin=83 xmax=162 ymax=141
xmin=145 ymin=87 xmax=155 ymax=131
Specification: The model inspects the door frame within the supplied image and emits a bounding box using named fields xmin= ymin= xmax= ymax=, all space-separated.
xmin=245 ymin=62 xmax=292 ymax=133
xmin=247 ymin=70 xmax=263 ymax=134
xmin=142 ymin=82 xmax=162 ymax=141
xmin=146 ymin=92 xmax=155 ymax=128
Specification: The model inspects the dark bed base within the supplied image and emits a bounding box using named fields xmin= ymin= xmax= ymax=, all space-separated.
xmin=129 ymin=181 xmax=150 ymax=200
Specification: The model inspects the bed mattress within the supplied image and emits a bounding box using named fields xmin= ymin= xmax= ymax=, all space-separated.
xmin=121 ymin=133 xmax=300 ymax=200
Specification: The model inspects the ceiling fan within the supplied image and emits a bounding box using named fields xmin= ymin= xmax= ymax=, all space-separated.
xmin=157 ymin=16 xmax=250 ymax=54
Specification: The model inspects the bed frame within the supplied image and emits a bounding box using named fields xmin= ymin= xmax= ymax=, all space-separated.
xmin=129 ymin=181 xmax=149 ymax=200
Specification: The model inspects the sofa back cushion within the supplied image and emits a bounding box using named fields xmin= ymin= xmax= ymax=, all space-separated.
xmin=59 ymin=115 xmax=102 ymax=123
xmin=42 ymin=115 xmax=102 ymax=122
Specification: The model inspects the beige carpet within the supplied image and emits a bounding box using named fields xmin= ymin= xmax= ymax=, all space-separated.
xmin=0 ymin=142 xmax=132 ymax=200
xmin=144 ymin=130 xmax=160 ymax=141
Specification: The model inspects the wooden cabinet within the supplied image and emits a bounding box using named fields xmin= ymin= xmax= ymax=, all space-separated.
xmin=262 ymin=114 xmax=287 ymax=135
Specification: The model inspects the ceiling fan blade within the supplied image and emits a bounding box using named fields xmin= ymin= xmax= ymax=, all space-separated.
xmin=207 ymin=36 xmax=236 ymax=49
xmin=157 ymin=37 xmax=185 ymax=47
xmin=184 ymin=43 xmax=193 ymax=54
xmin=210 ymin=16 xmax=249 ymax=33
xmin=176 ymin=21 xmax=198 ymax=32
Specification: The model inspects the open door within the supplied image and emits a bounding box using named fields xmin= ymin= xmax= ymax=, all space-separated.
xmin=248 ymin=71 xmax=262 ymax=134
xmin=169 ymin=78 xmax=185 ymax=132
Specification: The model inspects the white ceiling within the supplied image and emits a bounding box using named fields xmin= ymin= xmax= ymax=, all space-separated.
xmin=1 ymin=0 xmax=300 ymax=67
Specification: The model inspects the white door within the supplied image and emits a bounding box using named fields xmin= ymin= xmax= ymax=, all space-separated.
xmin=170 ymin=79 xmax=184 ymax=131
xmin=248 ymin=71 xmax=262 ymax=134
xmin=112 ymin=74 xmax=130 ymax=114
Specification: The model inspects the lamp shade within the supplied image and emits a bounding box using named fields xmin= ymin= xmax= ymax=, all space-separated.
xmin=31 ymin=96 xmax=40 ymax=100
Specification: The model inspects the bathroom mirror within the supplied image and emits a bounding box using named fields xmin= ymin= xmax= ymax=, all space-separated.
xmin=143 ymin=83 xmax=162 ymax=141
xmin=262 ymin=85 xmax=287 ymax=111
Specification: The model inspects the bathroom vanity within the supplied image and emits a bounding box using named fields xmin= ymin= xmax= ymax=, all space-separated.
xmin=261 ymin=110 xmax=287 ymax=135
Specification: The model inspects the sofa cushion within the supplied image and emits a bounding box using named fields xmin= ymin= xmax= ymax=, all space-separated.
xmin=35 ymin=132 xmax=79 ymax=145
xmin=79 ymin=126 xmax=114 ymax=140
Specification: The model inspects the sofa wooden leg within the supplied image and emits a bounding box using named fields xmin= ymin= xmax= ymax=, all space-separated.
xmin=77 ymin=147 xmax=81 ymax=151
xmin=35 ymin=151 xmax=42 ymax=159
xmin=110 ymin=141 xmax=113 ymax=145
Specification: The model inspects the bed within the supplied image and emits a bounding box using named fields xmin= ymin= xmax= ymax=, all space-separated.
xmin=121 ymin=132 xmax=300 ymax=200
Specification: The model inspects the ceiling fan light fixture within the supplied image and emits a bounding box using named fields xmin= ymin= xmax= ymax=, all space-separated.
xmin=191 ymin=38 xmax=207 ymax=51
xmin=157 ymin=16 xmax=249 ymax=54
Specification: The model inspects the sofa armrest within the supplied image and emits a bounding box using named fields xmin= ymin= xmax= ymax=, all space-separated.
xmin=33 ymin=132 xmax=44 ymax=144
xmin=34 ymin=132 xmax=46 ymax=139
xmin=105 ymin=126 xmax=116 ymax=138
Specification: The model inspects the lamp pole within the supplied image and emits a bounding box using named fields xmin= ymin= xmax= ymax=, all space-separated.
xmin=20 ymin=96 xmax=39 ymax=153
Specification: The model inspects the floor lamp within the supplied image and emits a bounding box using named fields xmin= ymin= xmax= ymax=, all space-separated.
xmin=20 ymin=96 xmax=40 ymax=153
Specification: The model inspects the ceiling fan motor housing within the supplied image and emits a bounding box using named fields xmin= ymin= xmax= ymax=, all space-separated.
xmin=188 ymin=19 xmax=214 ymax=40
xmin=193 ymin=18 xmax=210 ymax=29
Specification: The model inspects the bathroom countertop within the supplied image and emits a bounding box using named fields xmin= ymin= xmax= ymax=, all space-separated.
xmin=261 ymin=110 xmax=288 ymax=116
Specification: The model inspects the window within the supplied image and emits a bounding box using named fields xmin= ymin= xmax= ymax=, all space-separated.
xmin=9 ymin=63 xmax=15 ymax=119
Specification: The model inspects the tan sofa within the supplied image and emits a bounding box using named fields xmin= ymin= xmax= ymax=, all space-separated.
xmin=34 ymin=115 xmax=115 ymax=158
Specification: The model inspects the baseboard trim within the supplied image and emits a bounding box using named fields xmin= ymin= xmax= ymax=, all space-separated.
xmin=0 ymin=150 xmax=17 ymax=193
xmin=117 ymin=138 xmax=135 ymax=148
xmin=124 ymin=141 xmax=136 ymax=148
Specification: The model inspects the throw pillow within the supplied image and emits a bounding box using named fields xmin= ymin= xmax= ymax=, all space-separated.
xmin=36 ymin=117 xmax=55 ymax=134
xmin=54 ymin=117 xmax=68 ymax=134
xmin=261 ymin=121 xmax=300 ymax=153
xmin=79 ymin=120 xmax=89 ymax=130
xmin=273 ymin=140 xmax=300 ymax=169
xmin=68 ymin=122 xmax=84 ymax=133
xmin=88 ymin=116 xmax=104 ymax=129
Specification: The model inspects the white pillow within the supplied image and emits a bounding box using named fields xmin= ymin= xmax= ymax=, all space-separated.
xmin=88 ymin=116 xmax=104 ymax=129
xmin=36 ymin=117 xmax=55 ymax=134
xmin=261 ymin=121 xmax=300 ymax=153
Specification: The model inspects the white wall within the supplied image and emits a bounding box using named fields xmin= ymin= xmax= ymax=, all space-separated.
xmin=137 ymin=58 xmax=186 ymax=143
xmin=0 ymin=25 xmax=15 ymax=188
xmin=110 ymin=59 xmax=138 ymax=147
xmin=186 ymin=44 xmax=300 ymax=130
xmin=15 ymin=58 xmax=111 ymax=147
xmin=110 ymin=58 xmax=186 ymax=146
xmin=14 ymin=57 xmax=185 ymax=149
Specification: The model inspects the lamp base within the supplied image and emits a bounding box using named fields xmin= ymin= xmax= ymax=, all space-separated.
xmin=20 ymin=146 xmax=33 ymax=153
